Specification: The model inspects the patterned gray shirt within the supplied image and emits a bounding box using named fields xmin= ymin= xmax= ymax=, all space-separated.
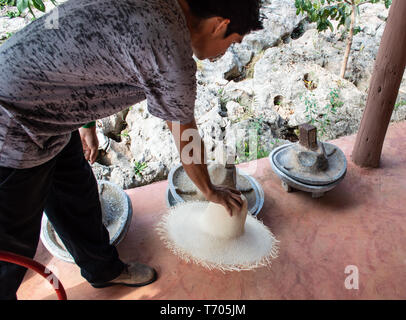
xmin=0 ymin=0 xmax=197 ymax=169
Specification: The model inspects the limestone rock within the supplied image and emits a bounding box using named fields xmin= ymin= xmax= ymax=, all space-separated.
xmin=2 ymin=1 xmax=405 ymax=191
xmin=196 ymin=0 xmax=305 ymax=84
xmin=253 ymin=46 xmax=367 ymax=141
xmin=97 ymin=109 xmax=129 ymax=139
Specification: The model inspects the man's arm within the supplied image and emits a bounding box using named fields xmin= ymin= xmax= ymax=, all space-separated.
xmin=166 ymin=119 xmax=243 ymax=216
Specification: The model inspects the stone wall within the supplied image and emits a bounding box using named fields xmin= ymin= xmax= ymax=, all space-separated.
xmin=1 ymin=0 xmax=405 ymax=189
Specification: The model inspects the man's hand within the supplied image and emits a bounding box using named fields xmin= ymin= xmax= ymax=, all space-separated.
xmin=79 ymin=126 xmax=99 ymax=164
xmin=166 ymin=119 xmax=244 ymax=216
xmin=204 ymin=185 xmax=244 ymax=217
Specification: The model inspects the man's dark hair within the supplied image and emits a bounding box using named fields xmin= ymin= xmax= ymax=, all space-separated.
xmin=186 ymin=0 xmax=263 ymax=37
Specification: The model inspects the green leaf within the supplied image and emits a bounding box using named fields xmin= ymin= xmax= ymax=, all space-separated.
xmin=295 ymin=0 xmax=300 ymax=9
xmin=311 ymin=10 xmax=318 ymax=21
xmin=16 ymin=0 xmax=29 ymax=13
xmin=327 ymin=20 xmax=334 ymax=32
xmin=32 ymin=0 xmax=45 ymax=12
xmin=27 ymin=0 xmax=36 ymax=17
xmin=353 ymin=26 xmax=362 ymax=35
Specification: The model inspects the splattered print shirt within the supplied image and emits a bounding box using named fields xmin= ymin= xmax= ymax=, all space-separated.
xmin=0 ymin=0 xmax=197 ymax=169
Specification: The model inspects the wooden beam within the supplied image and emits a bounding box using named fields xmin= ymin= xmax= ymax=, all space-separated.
xmin=351 ymin=0 xmax=406 ymax=168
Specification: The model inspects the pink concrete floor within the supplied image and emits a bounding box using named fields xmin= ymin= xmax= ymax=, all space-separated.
xmin=17 ymin=121 xmax=406 ymax=300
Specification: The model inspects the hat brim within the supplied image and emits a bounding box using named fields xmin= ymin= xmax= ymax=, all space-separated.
xmin=156 ymin=201 xmax=279 ymax=272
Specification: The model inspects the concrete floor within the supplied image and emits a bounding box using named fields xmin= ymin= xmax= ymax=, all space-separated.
xmin=17 ymin=121 xmax=406 ymax=300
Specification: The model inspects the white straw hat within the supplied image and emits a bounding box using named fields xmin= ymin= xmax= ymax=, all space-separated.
xmin=157 ymin=195 xmax=279 ymax=272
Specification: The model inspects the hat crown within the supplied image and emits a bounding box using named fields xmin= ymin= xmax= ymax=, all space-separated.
xmin=199 ymin=195 xmax=248 ymax=239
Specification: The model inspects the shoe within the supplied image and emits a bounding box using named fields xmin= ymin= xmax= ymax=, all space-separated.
xmin=90 ymin=262 xmax=157 ymax=288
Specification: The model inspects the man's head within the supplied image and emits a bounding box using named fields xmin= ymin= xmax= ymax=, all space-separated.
xmin=179 ymin=0 xmax=263 ymax=61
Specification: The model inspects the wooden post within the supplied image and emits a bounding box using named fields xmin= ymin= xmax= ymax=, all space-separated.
xmin=352 ymin=0 xmax=406 ymax=168
xmin=299 ymin=123 xmax=318 ymax=150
